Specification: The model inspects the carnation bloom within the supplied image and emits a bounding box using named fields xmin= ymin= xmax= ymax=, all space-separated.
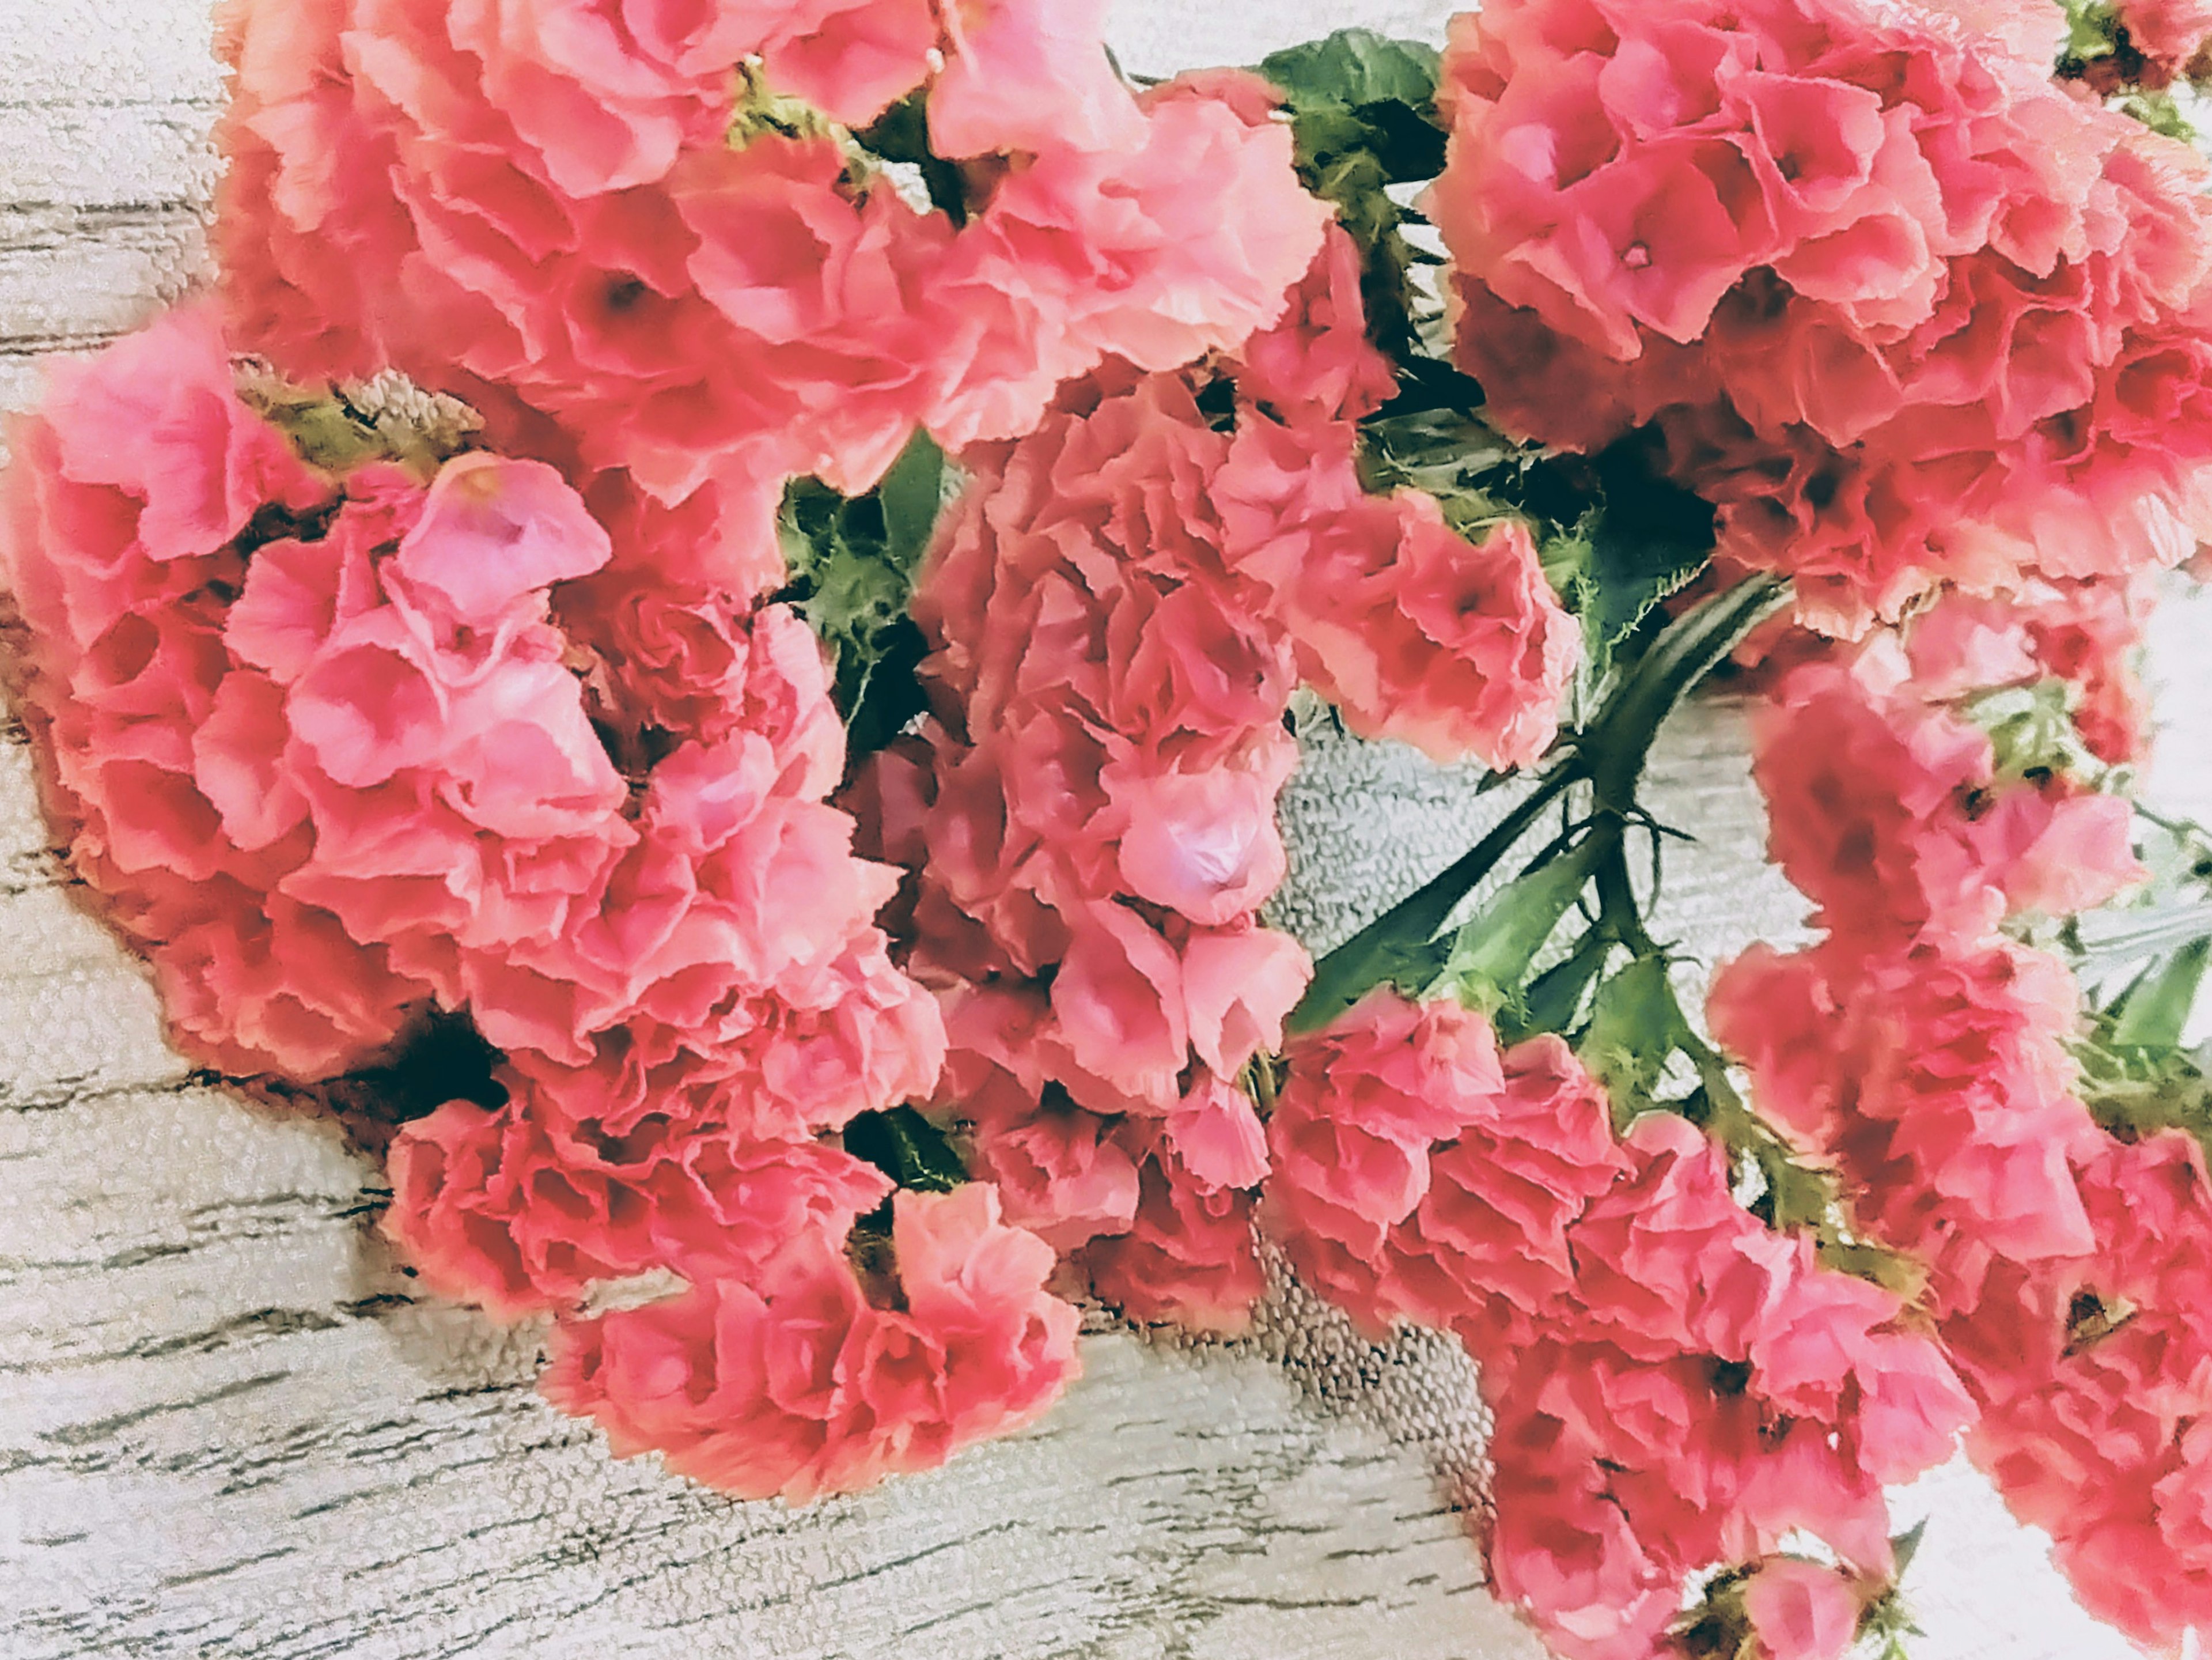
xmin=1750 ymin=644 xmax=2141 ymax=951
xmin=0 ymin=310 xmax=1086 ymax=1506
xmin=1717 ymin=599 xmax=2212 ymax=1646
xmin=1264 ymin=992 xmax=1967 ymax=1660
xmin=214 ymin=0 xmax=1327 ymax=541
xmin=878 ymin=232 xmax=1584 ymax=1325
xmin=1739 ymin=1557 xmax=1865 ymax=1660
xmin=1431 ymin=0 xmax=2212 ymax=632
xmin=539 ymin=1184 xmax=1081 ymax=1502
xmin=2119 ymin=0 xmax=2212 ymax=66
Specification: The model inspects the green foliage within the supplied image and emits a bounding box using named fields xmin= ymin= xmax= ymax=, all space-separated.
xmin=853 ymin=90 xmax=969 ymax=224
xmin=1963 ymin=678 xmax=2113 ymax=788
xmin=1539 ymin=449 xmax=1717 ymax=696
xmin=1257 ymin=29 xmax=1448 ymax=357
xmin=244 ymin=381 xmax=468 ymax=479
xmin=1260 ymin=29 xmax=1442 ymax=108
xmin=1855 ymin=1521 xmax=1930 ymax=1660
xmin=1431 ymin=838 xmax=1610 ymax=1016
xmin=729 ymin=59 xmax=848 ymax=149
xmin=778 ymin=430 xmax=952 ymax=764
xmin=2124 ymin=86 xmax=2199 ymax=137
xmin=2076 ymin=938 xmax=2212 ymax=1169
xmin=843 ymin=1105 xmax=967 ymax=1194
xmin=2061 ymin=0 xmax=2124 ymax=59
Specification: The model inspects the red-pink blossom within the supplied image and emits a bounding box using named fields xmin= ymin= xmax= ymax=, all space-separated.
xmin=217 ymin=0 xmax=1328 ymax=528
xmin=1430 ymin=0 xmax=2212 ymax=630
xmin=1740 ymin=1557 xmax=1864 ymax=1660
xmin=2119 ymin=0 xmax=2212 ymax=66
xmin=540 ymin=1184 xmax=1081 ymax=1500
xmin=385 ymin=1088 xmax=893 ymax=1318
xmin=1752 ymin=648 xmax=2142 ymax=950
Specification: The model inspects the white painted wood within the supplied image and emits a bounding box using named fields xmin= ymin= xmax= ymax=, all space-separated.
xmin=0 ymin=1 xmax=2195 ymax=1656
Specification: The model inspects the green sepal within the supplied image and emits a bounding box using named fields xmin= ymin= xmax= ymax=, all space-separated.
xmin=778 ymin=430 xmax=952 ymax=765
xmin=1963 ymin=678 xmax=2111 ymax=788
xmin=1535 ymin=440 xmax=1717 ymax=695
xmin=853 ymin=90 xmax=969 ymax=224
xmin=1577 ymin=954 xmax=1690 ymax=1127
xmin=1256 ymin=29 xmax=1448 ymax=359
xmin=1259 ymin=29 xmax=1442 ymax=112
xmin=2109 ymin=935 xmax=2212 ymax=1050
xmin=1500 ymin=930 xmax=1618 ymax=1044
xmin=1431 ymin=838 xmax=1608 ymax=1016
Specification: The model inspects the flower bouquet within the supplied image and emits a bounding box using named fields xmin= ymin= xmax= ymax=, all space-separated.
xmin=7 ymin=1 xmax=2212 ymax=1657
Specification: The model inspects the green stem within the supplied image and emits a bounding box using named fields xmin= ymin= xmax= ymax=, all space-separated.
xmin=1288 ymin=573 xmax=1789 ymax=1034
xmin=1289 ymin=758 xmax=1578 ymax=1032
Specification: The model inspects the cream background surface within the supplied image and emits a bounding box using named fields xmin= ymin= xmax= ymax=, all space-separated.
xmin=0 ymin=2 xmax=2196 ymax=1655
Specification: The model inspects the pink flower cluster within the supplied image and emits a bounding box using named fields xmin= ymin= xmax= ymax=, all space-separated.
xmin=1430 ymin=0 xmax=2212 ymax=633
xmin=1 ymin=305 xmax=1086 ymax=1499
xmin=215 ymin=0 xmax=1328 ymax=530
xmin=541 ymin=1183 xmax=1080 ymax=1502
xmin=1713 ymin=640 xmax=2212 ymax=1646
xmin=1262 ymin=991 xmax=1970 ymax=1660
xmin=860 ymin=235 xmax=1576 ymax=1331
xmin=1906 ymin=573 xmax=2157 ymax=763
xmin=2118 ymin=0 xmax=2212 ymax=70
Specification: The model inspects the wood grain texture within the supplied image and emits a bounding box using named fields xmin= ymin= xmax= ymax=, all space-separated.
xmin=0 ymin=2 xmax=2192 ymax=1657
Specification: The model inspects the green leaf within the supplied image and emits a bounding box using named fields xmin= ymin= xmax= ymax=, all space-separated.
xmin=2121 ymin=87 xmax=2198 ymax=141
xmin=1543 ymin=439 xmax=1717 ymax=690
xmin=2110 ymin=935 xmax=2212 ymax=1050
xmin=1256 ymin=29 xmax=1448 ymax=359
xmin=778 ymin=430 xmax=953 ymax=766
xmin=843 ymin=1106 xmax=967 ymax=1193
xmin=1962 ymin=679 xmax=2109 ymax=788
xmin=1502 ymin=931 xmax=1618 ymax=1043
xmin=1577 ymin=955 xmax=1691 ymax=1124
xmin=877 ymin=429 xmax=946 ymax=570
xmin=2059 ymin=0 xmax=2122 ymax=59
xmin=1890 ymin=1518 xmax=1929 ymax=1579
xmin=1434 ymin=837 xmax=1608 ymax=1015
xmin=1259 ymin=29 xmax=1441 ymax=112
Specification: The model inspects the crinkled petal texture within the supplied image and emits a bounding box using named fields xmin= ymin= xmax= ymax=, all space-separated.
xmin=1431 ymin=0 xmax=2212 ymax=633
xmin=2119 ymin=0 xmax=2212 ymax=65
xmin=541 ymin=1185 xmax=1080 ymax=1502
xmin=0 ymin=308 xmax=1107 ymax=1506
xmin=1261 ymin=992 xmax=1968 ymax=1660
xmin=866 ymin=245 xmax=1574 ymax=1331
xmin=1714 ymin=621 xmax=2212 ymax=1648
xmin=215 ymin=0 xmax=1326 ymax=544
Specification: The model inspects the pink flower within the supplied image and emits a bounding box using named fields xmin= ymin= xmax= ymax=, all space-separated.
xmin=1081 ymin=1126 xmax=1266 ymax=1334
xmin=2119 ymin=0 xmax=2212 ymax=65
xmin=1752 ymin=648 xmax=2137 ymax=950
xmin=1230 ymin=222 xmax=1399 ymax=426
xmin=1740 ymin=1558 xmax=1864 ymax=1660
xmin=540 ymin=1184 xmax=1080 ymax=1502
xmin=925 ymin=0 xmax=1141 ymax=158
xmin=1430 ymin=0 xmax=2212 ymax=628
xmin=1217 ymin=419 xmax=1578 ymax=769
xmin=384 ymin=1088 xmax=893 ymax=1318
xmin=1291 ymin=498 xmax=1578 ymax=769
xmin=217 ymin=0 xmax=1330 ymax=527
